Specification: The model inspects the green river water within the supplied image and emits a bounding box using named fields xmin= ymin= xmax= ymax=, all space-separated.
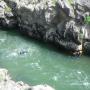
xmin=0 ymin=29 xmax=90 ymax=90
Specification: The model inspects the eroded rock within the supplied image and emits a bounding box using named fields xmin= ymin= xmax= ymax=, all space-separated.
xmin=0 ymin=0 xmax=17 ymax=28
xmin=0 ymin=0 xmax=90 ymax=55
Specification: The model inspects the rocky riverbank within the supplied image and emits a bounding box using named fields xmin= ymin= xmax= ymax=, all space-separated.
xmin=0 ymin=68 xmax=55 ymax=90
xmin=0 ymin=0 xmax=90 ymax=55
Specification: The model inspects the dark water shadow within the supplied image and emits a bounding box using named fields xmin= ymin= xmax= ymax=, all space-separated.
xmin=83 ymin=52 xmax=90 ymax=57
xmin=0 ymin=28 xmax=90 ymax=57
xmin=0 ymin=28 xmax=73 ymax=56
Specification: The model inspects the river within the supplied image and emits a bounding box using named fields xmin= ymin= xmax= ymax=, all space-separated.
xmin=0 ymin=29 xmax=90 ymax=90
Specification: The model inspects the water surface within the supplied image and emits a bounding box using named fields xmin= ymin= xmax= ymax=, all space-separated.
xmin=0 ymin=29 xmax=90 ymax=90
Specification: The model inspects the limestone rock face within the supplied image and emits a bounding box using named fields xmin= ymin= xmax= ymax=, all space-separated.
xmin=0 ymin=68 xmax=55 ymax=90
xmin=0 ymin=0 xmax=90 ymax=55
xmin=0 ymin=0 xmax=17 ymax=28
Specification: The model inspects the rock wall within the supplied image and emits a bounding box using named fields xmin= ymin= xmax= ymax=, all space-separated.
xmin=0 ymin=0 xmax=90 ymax=55
xmin=0 ymin=68 xmax=55 ymax=90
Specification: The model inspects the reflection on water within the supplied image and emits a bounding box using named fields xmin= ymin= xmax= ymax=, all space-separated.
xmin=0 ymin=29 xmax=90 ymax=90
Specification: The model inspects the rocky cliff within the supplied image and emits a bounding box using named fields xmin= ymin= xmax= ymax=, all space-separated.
xmin=0 ymin=68 xmax=55 ymax=90
xmin=0 ymin=0 xmax=90 ymax=55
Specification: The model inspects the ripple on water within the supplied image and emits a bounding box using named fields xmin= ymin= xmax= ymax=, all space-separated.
xmin=0 ymin=29 xmax=90 ymax=90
